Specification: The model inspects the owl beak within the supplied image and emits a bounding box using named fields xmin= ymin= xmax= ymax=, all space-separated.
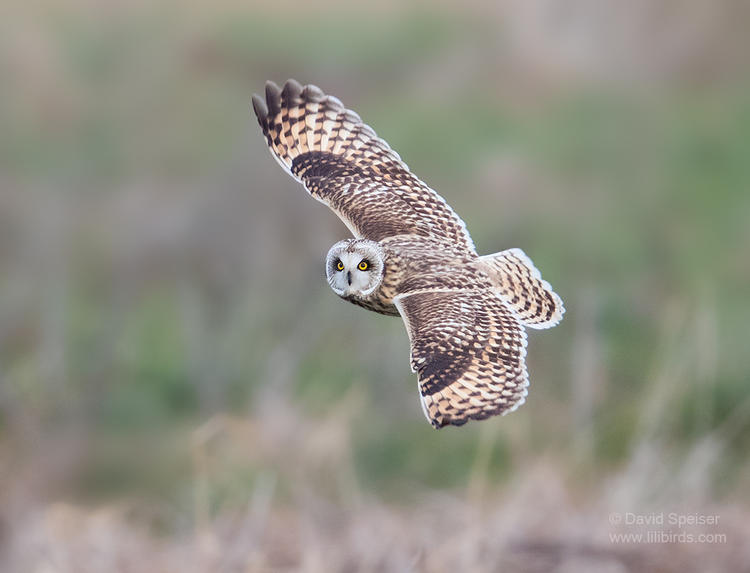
xmin=347 ymin=271 xmax=352 ymax=286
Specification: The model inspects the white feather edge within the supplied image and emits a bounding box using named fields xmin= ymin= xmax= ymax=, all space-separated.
xmin=393 ymin=295 xmax=434 ymax=426
xmin=481 ymin=247 xmax=566 ymax=330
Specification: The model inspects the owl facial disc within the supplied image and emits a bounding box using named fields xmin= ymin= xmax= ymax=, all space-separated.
xmin=326 ymin=239 xmax=385 ymax=298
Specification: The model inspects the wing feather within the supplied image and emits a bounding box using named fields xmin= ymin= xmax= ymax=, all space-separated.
xmin=481 ymin=248 xmax=565 ymax=329
xmin=253 ymin=80 xmax=476 ymax=253
xmin=394 ymin=288 xmax=529 ymax=428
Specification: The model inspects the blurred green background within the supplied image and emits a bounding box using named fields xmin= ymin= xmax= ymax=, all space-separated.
xmin=1 ymin=0 xmax=749 ymax=571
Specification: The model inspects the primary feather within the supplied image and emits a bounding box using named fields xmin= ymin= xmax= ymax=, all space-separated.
xmin=252 ymin=80 xmax=476 ymax=252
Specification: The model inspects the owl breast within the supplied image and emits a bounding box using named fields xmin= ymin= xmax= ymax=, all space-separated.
xmin=343 ymin=294 xmax=400 ymax=316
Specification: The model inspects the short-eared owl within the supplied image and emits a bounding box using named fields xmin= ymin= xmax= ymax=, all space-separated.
xmin=252 ymin=80 xmax=564 ymax=428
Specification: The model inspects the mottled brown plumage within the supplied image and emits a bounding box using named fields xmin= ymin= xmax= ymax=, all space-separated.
xmin=253 ymin=79 xmax=564 ymax=428
xmin=395 ymin=284 xmax=530 ymax=427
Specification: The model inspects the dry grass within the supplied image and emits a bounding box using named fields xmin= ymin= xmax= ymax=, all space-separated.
xmin=2 ymin=419 xmax=748 ymax=573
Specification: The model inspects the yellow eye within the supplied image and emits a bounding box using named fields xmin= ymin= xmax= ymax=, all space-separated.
xmin=358 ymin=260 xmax=369 ymax=271
xmin=336 ymin=260 xmax=344 ymax=271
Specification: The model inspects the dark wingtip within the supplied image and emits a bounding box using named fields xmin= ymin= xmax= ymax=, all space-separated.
xmin=302 ymin=83 xmax=325 ymax=103
xmin=251 ymin=94 xmax=268 ymax=122
xmin=281 ymin=78 xmax=303 ymax=100
xmin=265 ymin=80 xmax=281 ymax=116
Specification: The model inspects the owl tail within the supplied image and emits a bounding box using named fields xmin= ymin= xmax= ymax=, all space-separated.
xmin=481 ymin=249 xmax=564 ymax=329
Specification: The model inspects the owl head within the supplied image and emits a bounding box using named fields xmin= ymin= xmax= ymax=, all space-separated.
xmin=325 ymin=239 xmax=385 ymax=298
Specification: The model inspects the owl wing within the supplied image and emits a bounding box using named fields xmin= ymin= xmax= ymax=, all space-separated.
xmin=393 ymin=288 xmax=529 ymax=428
xmin=481 ymin=248 xmax=565 ymax=329
xmin=252 ymin=80 xmax=476 ymax=254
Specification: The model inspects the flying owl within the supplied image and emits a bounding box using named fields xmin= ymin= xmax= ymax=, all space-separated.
xmin=252 ymin=80 xmax=564 ymax=429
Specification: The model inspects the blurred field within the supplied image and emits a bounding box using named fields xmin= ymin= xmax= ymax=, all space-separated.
xmin=1 ymin=0 xmax=750 ymax=571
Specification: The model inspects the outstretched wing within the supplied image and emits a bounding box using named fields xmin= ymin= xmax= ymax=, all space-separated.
xmin=252 ymin=79 xmax=476 ymax=254
xmin=394 ymin=288 xmax=529 ymax=428
xmin=481 ymin=248 xmax=565 ymax=329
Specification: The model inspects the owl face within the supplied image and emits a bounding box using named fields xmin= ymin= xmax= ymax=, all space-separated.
xmin=326 ymin=239 xmax=385 ymax=298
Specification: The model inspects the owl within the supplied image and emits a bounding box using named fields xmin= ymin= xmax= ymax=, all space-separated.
xmin=252 ymin=80 xmax=564 ymax=428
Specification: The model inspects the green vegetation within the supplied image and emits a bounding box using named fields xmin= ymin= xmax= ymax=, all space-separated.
xmin=1 ymin=2 xmax=748 ymax=570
